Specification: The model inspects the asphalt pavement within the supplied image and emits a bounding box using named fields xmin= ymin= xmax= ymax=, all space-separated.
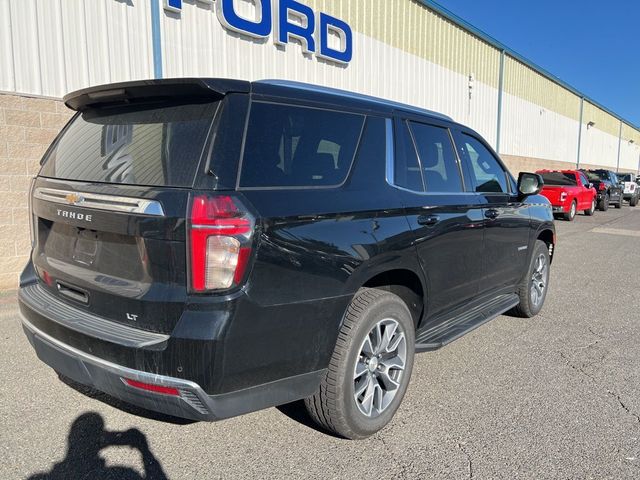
xmin=1 ymin=206 xmax=639 ymax=479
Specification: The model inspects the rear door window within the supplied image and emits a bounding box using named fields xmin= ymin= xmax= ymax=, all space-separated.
xmin=408 ymin=122 xmax=462 ymax=193
xmin=40 ymin=101 xmax=219 ymax=187
xmin=393 ymin=121 xmax=424 ymax=192
xmin=239 ymin=103 xmax=365 ymax=188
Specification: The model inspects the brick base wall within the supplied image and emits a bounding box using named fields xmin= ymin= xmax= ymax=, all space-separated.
xmin=0 ymin=93 xmax=72 ymax=290
xmin=501 ymin=154 xmax=636 ymax=176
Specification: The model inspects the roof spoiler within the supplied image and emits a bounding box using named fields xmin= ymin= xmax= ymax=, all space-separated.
xmin=63 ymin=78 xmax=251 ymax=111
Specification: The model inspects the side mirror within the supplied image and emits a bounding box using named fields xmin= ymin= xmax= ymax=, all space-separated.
xmin=518 ymin=172 xmax=543 ymax=197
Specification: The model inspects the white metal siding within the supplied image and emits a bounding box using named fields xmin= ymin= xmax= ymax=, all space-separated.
xmin=0 ymin=0 xmax=154 ymax=97
xmin=160 ymin=7 xmax=498 ymax=145
xmin=501 ymin=93 xmax=579 ymax=163
xmin=0 ymin=0 xmax=636 ymax=172
xmin=580 ymin=125 xmax=620 ymax=169
xmin=620 ymin=142 xmax=640 ymax=172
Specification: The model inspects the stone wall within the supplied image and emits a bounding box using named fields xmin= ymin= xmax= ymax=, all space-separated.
xmin=0 ymin=93 xmax=72 ymax=290
xmin=502 ymin=154 xmax=633 ymax=176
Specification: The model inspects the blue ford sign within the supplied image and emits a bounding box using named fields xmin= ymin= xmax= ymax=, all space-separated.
xmin=163 ymin=0 xmax=353 ymax=64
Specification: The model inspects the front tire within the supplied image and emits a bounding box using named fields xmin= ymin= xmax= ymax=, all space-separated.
xmin=584 ymin=198 xmax=596 ymax=216
xmin=615 ymin=193 xmax=624 ymax=209
xmin=510 ymin=240 xmax=551 ymax=318
xmin=305 ymin=288 xmax=415 ymax=439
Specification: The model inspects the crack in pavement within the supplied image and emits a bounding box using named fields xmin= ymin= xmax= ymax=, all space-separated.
xmin=456 ymin=442 xmax=473 ymax=480
xmin=559 ymin=346 xmax=640 ymax=429
xmin=608 ymin=391 xmax=640 ymax=424
xmin=375 ymin=433 xmax=412 ymax=479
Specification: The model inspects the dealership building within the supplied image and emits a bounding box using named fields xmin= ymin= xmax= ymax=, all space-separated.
xmin=1 ymin=0 xmax=639 ymax=290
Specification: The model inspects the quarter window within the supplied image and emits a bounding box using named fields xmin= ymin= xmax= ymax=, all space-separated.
xmin=408 ymin=122 xmax=462 ymax=193
xmin=239 ymin=103 xmax=364 ymax=188
xmin=459 ymin=134 xmax=508 ymax=193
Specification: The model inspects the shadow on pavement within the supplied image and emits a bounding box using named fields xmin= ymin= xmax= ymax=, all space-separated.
xmin=276 ymin=400 xmax=343 ymax=439
xmin=26 ymin=412 xmax=168 ymax=480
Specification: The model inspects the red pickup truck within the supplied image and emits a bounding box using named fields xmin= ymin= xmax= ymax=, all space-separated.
xmin=536 ymin=169 xmax=597 ymax=221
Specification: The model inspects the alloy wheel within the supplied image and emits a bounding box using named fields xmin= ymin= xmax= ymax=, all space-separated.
xmin=353 ymin=318 xmax=407 ymax=418
xmin=530 ymin=253 xmax=549 ymax=307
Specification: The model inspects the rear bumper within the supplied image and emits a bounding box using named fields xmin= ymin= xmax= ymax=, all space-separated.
xmin=21 ymin=315 xmax=324 ymax=421
xmin=17 ymin=280 xmax=329 ymax=421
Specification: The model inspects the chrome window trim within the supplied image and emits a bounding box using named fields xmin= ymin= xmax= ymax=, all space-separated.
xmin=33 ymin=187 xmax=165 ymax=216
xmin=385 ymin=118 xmax=395 ymax=186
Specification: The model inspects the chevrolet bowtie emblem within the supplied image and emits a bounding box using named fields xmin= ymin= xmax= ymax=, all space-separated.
xmin=65 ymin=193 xmax=83 ymax=205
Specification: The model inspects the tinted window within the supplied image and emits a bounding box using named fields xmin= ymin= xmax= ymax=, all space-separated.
xmin=540 ymin=172 xmax=577 ymax=186
xmin=394 ymin=122 xmax=424 ymax=192
xmin=579 ymin=173 xmax=590 ymax=187
xmin=409 ymin=122 xmax=462 ymax=193
xmin=584 ymin=170 xmax=609 ymax=181
xmin=619 ymin=174 xmax=633 ymax=182
xmin=40 ymin=101 xmax=219 ymax=187
xmin=239 ymin=103 xmax=364 ymax=188
xmin=459 ymin=134 xmax=508 ymax=193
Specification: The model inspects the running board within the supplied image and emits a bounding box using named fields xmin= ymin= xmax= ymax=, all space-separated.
xmin=415 ymin=293 xmax=519 ymax=352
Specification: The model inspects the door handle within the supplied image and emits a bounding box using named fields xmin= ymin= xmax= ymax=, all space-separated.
xmin=484 ymin=208 xmax=500 ymax=220
xmin=418 ymin=214 xmax=440 ymax=226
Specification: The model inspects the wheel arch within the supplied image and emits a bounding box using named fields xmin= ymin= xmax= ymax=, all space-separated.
xmin=536 ymin=228 xmax=556 ymax=264
xmin=346 ymin=267 xmax=426 ymax=330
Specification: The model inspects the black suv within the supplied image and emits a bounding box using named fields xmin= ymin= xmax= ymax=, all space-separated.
xmin=582 ymin=169 xmax=624 ymax=211
xmin=18 ymin=79 xmax=555 ymax=439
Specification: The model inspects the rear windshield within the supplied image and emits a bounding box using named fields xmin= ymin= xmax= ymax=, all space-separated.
xmin=40 ymin=101 xmax=219 ymax=187
xmin=239 ymin=102 xmax=365 ymax=188
xmin=619 ymin=174 xmax=633 ymax=182
xmin=584 ymin=170 xmax=608 ymax=181
xmin=540 ymin=172 xmax=577 ymax=186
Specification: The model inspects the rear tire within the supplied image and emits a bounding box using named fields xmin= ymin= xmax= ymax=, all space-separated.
xmin=599 ymin=194 xmax=610 ymax=211
xmin=304 ymin=288 xmax=415 ymax=439
xmin=584 ymin=198 xmax=596 ymax=216
xmin=615 ymin=193 xmax=623 ymax=209
xmin=563 ymin=200 xmax=577 ymax=221
xmin=630 ymin=195 xmax=638 ymax=207
xmin=510 ymin=240 xmax=550 ymax=318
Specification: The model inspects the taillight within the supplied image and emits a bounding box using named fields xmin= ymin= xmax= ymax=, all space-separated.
xmin=188 ymin=194 xmax=255 ymax=292
xmin=599 ymin=183 xmax=607 ymax=191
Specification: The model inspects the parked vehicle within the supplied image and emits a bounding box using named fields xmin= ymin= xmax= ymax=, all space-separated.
xmin=536 ymin=169 xmax=597 ymax=221
xmin=18 ymin=79 xmax=555 ymax=439
xmin=617 ymin=173 xmax=639 ymax=206
xmin=581 ymin=169 xmax=624 ymax=211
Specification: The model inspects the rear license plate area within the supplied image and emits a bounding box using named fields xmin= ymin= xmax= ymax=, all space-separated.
xmin=73 ymin=229 xmax=99 ymax=266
